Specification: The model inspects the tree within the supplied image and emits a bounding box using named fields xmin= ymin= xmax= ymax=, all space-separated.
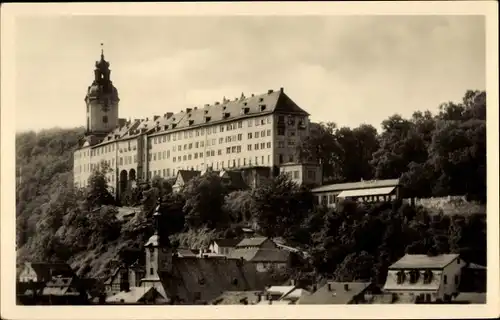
xmin=223 ymin=190 xmax=255 ymax=223
xmin=182 ymin=172 xmax=230 ymax=229
xmin=85 ymin=160 xmax=115 ymax=210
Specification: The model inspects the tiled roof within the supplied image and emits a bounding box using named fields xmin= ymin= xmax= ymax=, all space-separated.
xmin=236 ymin=237 xmax=270 ymax=248
xmin=311 ymin=179 xmax=400 ymax=193
xmin=148 ymin=88 xmax=308 ymax=138
xmin=105 ymin=286 xmax=168 ymax=304
xmin=42 ymin=277 xmax=76 ymax=296
xmin=211 ymin=291 xmax=263 ymax=305
xmin=26 ymin=262 xmax=74 ymax=281
xmin=212 ymin=238 xmax=242 ymax=248
xmin=297 ymin=282 xmax=371 ymax=305
xmin=157 ymin=256 xmax=268 ymax=304
xmin=228 ymin=248 xmax=290 ymax=263
xmin=389 ymin=254 xmax=459 ymax=269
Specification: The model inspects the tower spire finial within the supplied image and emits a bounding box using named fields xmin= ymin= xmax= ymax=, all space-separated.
xmin=100 ymin=43 xmax=104 ymax=60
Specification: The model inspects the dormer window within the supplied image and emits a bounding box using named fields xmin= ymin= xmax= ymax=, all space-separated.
xmin=259 ymin=97 xmax=264 ymax=102
xmin=396 ymin=271 xmax=405 ymax=284
xmin=204 ymin=110 xmax=209 ymax=114
xmin=260 ymin=104 xmax=266 ymax=111
xmin=242 ymin=107 xmax=250 ymax=115
xmin=423 ymin=270 xmax=433 ymax=284
xmin=205 ymin=116 xmax=211 ymax=122
xmin=188 ymin=120 xmax=194 ymax=126
xmin=223 ymin=112 xmax=230 ymax=118
xmin=172 ymin=124 xmax=177 ymax=129
xmin=409 ymin=270 xmax=419 ymax=284
xmin=164 ymin=125 xmax=169 ymax=130
xmin=243 ymin=102 xmax=248 ymax=106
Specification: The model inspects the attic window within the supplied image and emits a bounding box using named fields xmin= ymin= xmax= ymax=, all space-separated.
xmin=188 ymin=120 xmax=194 ymax=126
xmin=164 ymin=125 xmax=169 ymax=130
xmin=204 ymin=110 xmax=209 ymax=114
xmin=259 ymin=97 xmax=264 ymax=102
xmin=243 ymin=102 xmax=247 ymax=106
xmin=260 ymin=104 xmax=266 ymax=111
xmin=223 ymin=112 xmax=230 ymax=118
xmin=205 ymin=116 xmax=211 ymax=122
xmin=396 ymin=271 xmax=405 ymax=284
xmin=172 ymin=124 xmax=177 ymax=129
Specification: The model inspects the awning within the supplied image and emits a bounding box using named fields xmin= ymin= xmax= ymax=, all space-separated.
xmin=337 ymin=186 xmax=396 ymax=198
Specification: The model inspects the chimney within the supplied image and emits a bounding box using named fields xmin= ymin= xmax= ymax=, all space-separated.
xmin=194 ymin=107 xmax=198 ymax=110
xmin=344 ymin=284 xmax=349 ymax=291
xmin=267 ymin=89 xmax=274 ymax=94
xmin=280 ymin=87 xmax=284 ymax=93
xmin=327 ymin=283 xmax=332 ymax=291
xmin=186 ymin=108 xmax=192 ymax=113
xmin=215 ymin=101 xmax=220 ymax=105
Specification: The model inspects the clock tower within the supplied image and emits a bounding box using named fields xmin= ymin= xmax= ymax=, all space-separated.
xmin=84 ymin=44 xmax=120 ymax=135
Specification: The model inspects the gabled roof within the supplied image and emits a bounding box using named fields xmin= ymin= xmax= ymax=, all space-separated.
xmin=42 ymin=277 xmax=79 ymax=296
xmin=211 ymin=290 xmax=263 ymax=305
xmin=236 ymin=237 xmax=270 ymax=248
xmin=311 ymin=179 xmax=400 ymax=194
xmin=389 ymin=254 xmax=460 ymax=269
xmin=105 ymin=286 xmax=168 ymax=304
xmin=148 ymin=88 xmax=308 ymax=138
xmin=174 ymin=170 xmax=201 ymax=187
xmin=297 ymin=282 xmax=372 ymax=304
xmin=228 ymin=248 xmax=290 ymax=263
xmin=24 ymin=262 xmax=74 ymax=280
xmin=157 ymin=256 xmax=268 ymax=304
xmin=212 ymin=238 xmax=242 ymax=248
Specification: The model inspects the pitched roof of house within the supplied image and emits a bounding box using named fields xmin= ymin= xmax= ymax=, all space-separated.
xmin=174 ymin=170 xmax=202 ymax=186
xmin=236 ymin=237 xmax=270 ymax=248
xmin=228 ymin=248 xmax=290 ymax=263
xmin=25 ymin=262 xmax=74 ymax=280
xmin=389 ymin=254 xmax=460 ymax=269
xmin=157 ymin=256 xmax=269 ymax=304
xmin=212 ymin=238 xmax=242 ymax=248
xmin=147 ymin=88 xmax=308 ymax=139
xmin=297 ymin=282 xmax=372 ymax=305
xmin=176 ymin=248 xmax=199 ymax=257
xmin=42 ymin=277 xmax=79 ymax=296
xmin=211 ymin=291 xmax=263 ymax=305
xmin=311 ymin=179 xmax=400 ymax=194
xmin=105 ymin=286 xmax=168 ymax=304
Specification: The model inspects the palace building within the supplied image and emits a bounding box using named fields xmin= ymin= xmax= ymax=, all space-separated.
xmin=73 ymin=48 xmax=318 ymax=199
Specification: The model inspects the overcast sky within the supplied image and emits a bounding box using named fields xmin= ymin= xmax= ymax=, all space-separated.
xmin=15 ymin=15 xmax=485 ymax=132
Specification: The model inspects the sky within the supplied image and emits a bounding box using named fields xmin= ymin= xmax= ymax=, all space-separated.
xmin=14 ymin=15 xmax=485 ymax=132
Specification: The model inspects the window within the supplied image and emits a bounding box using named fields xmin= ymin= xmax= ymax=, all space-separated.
xmin=267 ymin=129 xmax=271 ymax=136
xmin=278 ymin=128 xmax=285 ymax=136
xmin=103 ymin=116 xmax=108 ymax=123
xmin=308 ymin=170 xmax=316 ymax=179
xmin=255 ymin=143 xmax=259 ymax=150
xmin=260 ymin=143 xmax=265 ymax=149
xmin=255 ymin=132 xmax=260 ymax=138
xmin=443 ymin=275 xmax=447 ymax=284
xmin=454 ymin=275 xmax=459 ymax=284
xmin=293 ymin=171 xmax=299 ymax=179
xmin=266 ymin=142 xmax=271 ymax=148
xmin=219 ymin=138 xmax=224 ymax=144
xmin=279 ymin=154 xmax=284 ymax=163
xmin=248 ymin=133 xmax=252 ymax=139
xmin=237 ymin=146 xmax=241 ymax=153
xmin=397 ymin=271 xmax=405 ymax=284
xmin=211 ymin=150 xmax=215 ymax=156
xmin=231 ymin=146 xmax=236 ymax=153
xmin=238 ymin=134 xmax=242 ymax=141
xmin=150 ymin=268 xmax=154 ymax=275
xmin=255 ymin=119 xmax=259 ymax=126
xmin=238 ymin=121 xmax=242 ymax=128
xmin=226 ymin=147 xmax=231 ymax=154
xmin=183 ymin=155 xmax=187 ymax=161
xmin=189 ymin=143 xmax=193 ymax=149
xmin=220 ymin=126 xmax=225 ymax=132
xmin=248 ymin=145 xmax=252 ymax=151
xmin=248 ymin=120 xmax=253 ymax=127
xmin=188 ymin=154 xmax=192 ymax=160
xmin=289 ymin=155 xmax=294 ymax=162
xmin=218 ymin=149 xmax=222 ymax=155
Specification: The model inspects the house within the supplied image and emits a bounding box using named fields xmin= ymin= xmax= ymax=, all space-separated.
xmin=18 ymin=262 xmax=75 ymax=283
xmin=311 ymin=178 xmax=401 ymax=208
xmin=106 ymin=286 xmax=168 ymax=305
xmin=279 ymin=162 xmax=322 ymax=187
xmin=175 ymin=248 xmax=199 ymax=258
xmin=104 ymin=262 xmax=145 ymax=296
xmin=208 ymin=238 xmax=241 ymax=255
xmin=229 ymin=237 xmax=290 ymax=272
xmin=211 ymin=291 xmax=264 ymax=305
xmin=265 ymin=285 xmax=311 ymax=304
xmin=172 ymin=170 xmax=201 ymax=192
xmin=382 ymin=253 xmax=466 ymax=303
xmin=297 ymin=281 xmax=374 ymax=304
xmin=107 ymin=203 xmax=274 ymax=305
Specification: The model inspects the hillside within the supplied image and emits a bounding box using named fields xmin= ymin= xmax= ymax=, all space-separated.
xmin=15 ymin=89 xmax=487 ymax=286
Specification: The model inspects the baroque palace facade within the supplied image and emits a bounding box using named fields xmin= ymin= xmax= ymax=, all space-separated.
xmin=73 ymin=50 xmax=316 ymax=198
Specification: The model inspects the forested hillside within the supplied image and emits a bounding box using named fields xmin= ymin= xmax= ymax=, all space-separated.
xmin=15 ymin=90 xmax=487 ymax=285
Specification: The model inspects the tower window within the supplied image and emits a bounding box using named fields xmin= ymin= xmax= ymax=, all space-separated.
xmin=103 ymin=116 xmax=108 ymax=123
